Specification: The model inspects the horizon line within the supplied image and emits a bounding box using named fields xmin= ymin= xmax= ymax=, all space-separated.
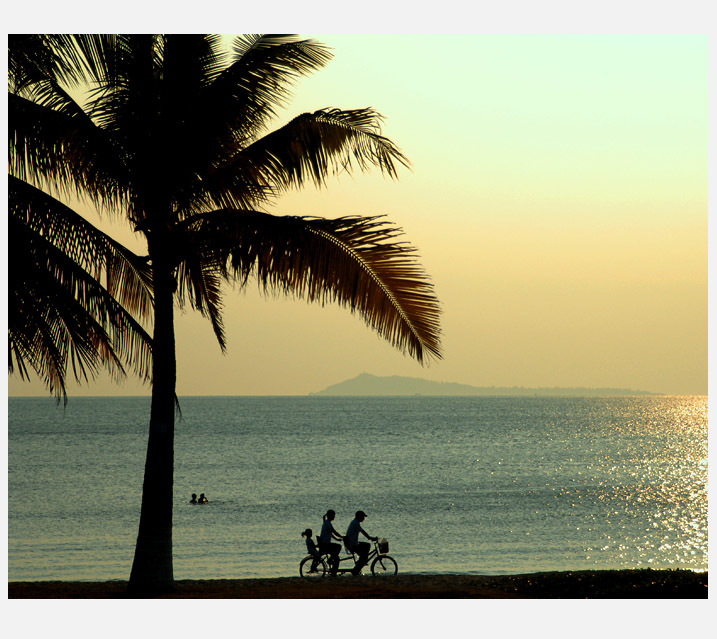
xmin=9 ymin=392 xmax=711 ymax=399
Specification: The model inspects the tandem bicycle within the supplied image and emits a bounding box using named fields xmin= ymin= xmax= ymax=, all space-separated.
xmin=299 ymin=537 xmax=398 ymax=578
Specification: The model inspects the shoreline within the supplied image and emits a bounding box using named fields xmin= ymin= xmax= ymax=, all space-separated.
xmin=8 ymin=569 xmax=707 ymax=599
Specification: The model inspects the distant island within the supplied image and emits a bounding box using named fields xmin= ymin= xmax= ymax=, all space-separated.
xmin=310 ymin=373 xmax=657 ymax=397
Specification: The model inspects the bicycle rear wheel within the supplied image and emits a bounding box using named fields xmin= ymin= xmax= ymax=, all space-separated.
xmin=300 ymin=556 xmax=327 ymax=578
xmin=371 ymin=554 xmax=398 ymax=576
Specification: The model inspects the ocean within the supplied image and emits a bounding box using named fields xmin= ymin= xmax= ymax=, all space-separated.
xmin=7 ymin=395 xmax=708 ymax=582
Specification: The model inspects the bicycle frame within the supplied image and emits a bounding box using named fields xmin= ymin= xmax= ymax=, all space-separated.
xmin=322 ymin=545 xmax=361 ymax=575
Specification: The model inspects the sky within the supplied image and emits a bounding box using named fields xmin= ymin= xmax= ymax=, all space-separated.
xmin=6 ymin=32 xmax=708 ymax=397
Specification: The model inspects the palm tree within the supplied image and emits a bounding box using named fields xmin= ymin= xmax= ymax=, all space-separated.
xmin=8 ymin=34 xmax=442 ymax=594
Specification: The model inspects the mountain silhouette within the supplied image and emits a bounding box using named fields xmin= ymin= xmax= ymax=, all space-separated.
xmin=311 ymin=373 xmax=655 ymax=396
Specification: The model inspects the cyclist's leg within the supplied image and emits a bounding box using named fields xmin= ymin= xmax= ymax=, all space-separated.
xmin=329 ymin=543 xmax=341 ymax=575
xmin=317 ymin=543 xmax=332 ymax=572
xmin=351 ymin=542 xmax=370 ymax=574
xmin=345 ymin=545 xmax=357 ymax=572
xmin=360 ymin=542 xmax=371 ymax=569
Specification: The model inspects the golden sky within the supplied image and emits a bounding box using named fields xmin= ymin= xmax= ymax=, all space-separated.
xmin=7 ymin=33 xmax=708 ymax=396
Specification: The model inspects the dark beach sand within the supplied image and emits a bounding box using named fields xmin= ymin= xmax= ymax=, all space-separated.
xmin=8 ymin=569 xmax=707 ymax=599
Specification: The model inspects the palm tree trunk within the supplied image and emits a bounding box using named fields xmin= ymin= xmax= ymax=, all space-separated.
xmin=128 ymin=251 xmax=177 ymax=594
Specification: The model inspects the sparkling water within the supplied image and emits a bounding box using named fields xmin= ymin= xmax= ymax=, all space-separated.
xmin=7 ymin=396 xmax=707 ymax=581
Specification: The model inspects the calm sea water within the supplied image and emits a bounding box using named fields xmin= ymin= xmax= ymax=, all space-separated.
xmin=7 ymin=395 xmax=708 ymax=582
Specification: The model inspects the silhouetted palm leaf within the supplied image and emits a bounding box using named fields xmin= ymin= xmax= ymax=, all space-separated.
xmin=8 ymin=216 xmax=153 ymax=401
xmin=176 ymin=211 xmax=440 ymax=362
xmin=8 ymin=176 xmax=153 ymax=401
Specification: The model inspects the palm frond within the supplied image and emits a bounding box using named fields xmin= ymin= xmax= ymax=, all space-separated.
xmin=9 ymin=176 xmax=154 ymax=321
xmin=66 ymin=34 xmax=121 ymax=86
xmin=8 ymin=92 xmax=129 ymax=213
xmin=176 ymin=210 xmax=441 ymax=363
xmin=9 ymin=35 xmax=130 ymax=214
xmin=8 ymin=34 xmax=98 ymax=94
xmin=212 ymin=108 xmax=411 ymax=206
xmin=8 ymin=35 xmax=58 ymax=93
xmin=174 ymin=252 xmax=226 ymax=351
xmin=8 ymin=214 xmax=153 ymax=402
xmin=223 ymin=34 xmax=332 ymax=134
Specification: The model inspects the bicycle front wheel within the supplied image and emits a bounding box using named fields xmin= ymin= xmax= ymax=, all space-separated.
xmin=300 ymin=556 xmax=327 ymax=578
xmin=371 ymin=554 xmax=398 ymax=576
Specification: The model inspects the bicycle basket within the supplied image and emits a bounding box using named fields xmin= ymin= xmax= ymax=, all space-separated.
xmin=378 ymin=538 xmax=389 ymax=554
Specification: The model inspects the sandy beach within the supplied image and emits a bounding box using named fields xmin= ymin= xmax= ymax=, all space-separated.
xmin=8 ymin=569 xmax=707 ymax=599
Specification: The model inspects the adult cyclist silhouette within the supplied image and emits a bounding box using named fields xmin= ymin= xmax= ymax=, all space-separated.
xmin=318 ymin=509 xmax=343 ymax=576
xmin=345 ymin=510 xmax=377 ymax=575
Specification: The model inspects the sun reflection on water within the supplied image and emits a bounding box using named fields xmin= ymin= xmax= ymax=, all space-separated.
xmin=571 ymin=397 xmax=708 ymax=570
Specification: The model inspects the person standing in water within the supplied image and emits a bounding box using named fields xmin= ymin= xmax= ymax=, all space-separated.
xmin=318 ymin=509 xmax=343 ymax=576
xmin=190 ymin=494 xmax=197 ymax=504
xmin=198 ymin=493 xmax=208 ymax=504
